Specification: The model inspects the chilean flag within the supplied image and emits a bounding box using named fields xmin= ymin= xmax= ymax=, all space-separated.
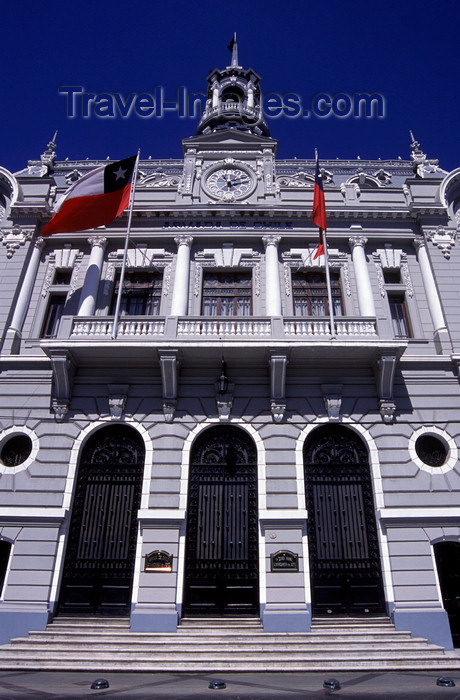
xmin=42 ymin=155 xmax=137 ymax=236
xmin=312 ymin=153 xmax=327 ymax=259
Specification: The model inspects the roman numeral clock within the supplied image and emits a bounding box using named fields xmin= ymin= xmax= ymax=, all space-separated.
xmin=203 ymin=161 xmax=256 ymax=201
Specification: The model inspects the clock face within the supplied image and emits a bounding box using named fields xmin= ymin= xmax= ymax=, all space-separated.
xmin=204 ymin=166 xmax=255 ymax=201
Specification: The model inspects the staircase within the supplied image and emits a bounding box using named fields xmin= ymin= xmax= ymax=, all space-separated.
xmin=0 ymin=616 xmax=459 ymax=672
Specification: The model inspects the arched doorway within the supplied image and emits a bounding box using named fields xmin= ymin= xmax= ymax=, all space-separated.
xmin=434 ymin=541 xmax=460 ymax=647
xmin=183 ymin=425 xmax=259 ymax=617
xmin=304 ymin=424 xmax=385 ymax=616
xmin=58 ymin=425 xmax=144 ymax=616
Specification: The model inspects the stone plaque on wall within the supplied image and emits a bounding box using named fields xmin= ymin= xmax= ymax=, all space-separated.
xmin=145 ymin=550 xmax=173 ymax=572
xmin=270 ymin=550 xmax=299 ymax=572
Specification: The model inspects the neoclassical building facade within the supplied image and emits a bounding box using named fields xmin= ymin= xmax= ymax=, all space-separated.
xmin=1 ymin=43 xmax=460 ymax=651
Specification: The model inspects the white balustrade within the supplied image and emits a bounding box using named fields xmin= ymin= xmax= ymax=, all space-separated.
xmin=177 ymin=318 xmax=272 ymax=337
xmin=70 ymin=316 xmax=376 ymax=339
xmin=71 ymin=318 xmax=165 ymax=337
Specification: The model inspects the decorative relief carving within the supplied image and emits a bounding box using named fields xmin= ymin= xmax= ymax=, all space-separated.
xmin=162 ymin=262 xmax=172 ymax=296
xmin=373 ymin=169 xmax=392 ymax=185
xmin=321 ymin=384 xmax=343 ymax=422
xmin=139 ymin=171 xmax=181 ymax=188
xmin=108 ymin=384 xmax=128 ymax=420
xmin=339 ymin=255 xmax=351 ymax=296
xmin=0 ymin=225 xmax=34 ymax=258
xmin=373 ymin=257 xmax=386 ymax=297
xmin=379 ymin=400 xmax=396 ymax=423
xmin=283 ymin=262 xmax=293 ymax=297
xmin=425 ymin=227 xmax=457 ymax=259
xmin=276 ymin=172 xmax=314 ymax=188
xmin=271 ymin=401 xmax=286 ymax=423
xmin=42 ymin=260 xmax=56 ymax=297
xmin=65 ymin=169 xmax=83 ymax=185
xmin=401 ymin=258 xmax=413 ymax=297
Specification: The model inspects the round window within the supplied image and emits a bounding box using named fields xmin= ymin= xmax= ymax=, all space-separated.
xmin=0 ymin=434 xmax=32 ymax=467
xmin=414 ymin=434 xmax=448 ymax=467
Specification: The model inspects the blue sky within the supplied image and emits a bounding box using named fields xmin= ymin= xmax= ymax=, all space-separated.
xmin=2 ymin=1 xmax=460 ymax=173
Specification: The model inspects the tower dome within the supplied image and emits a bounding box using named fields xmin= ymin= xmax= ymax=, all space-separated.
xmin=195 ymin=33 xmax=270 ymax=137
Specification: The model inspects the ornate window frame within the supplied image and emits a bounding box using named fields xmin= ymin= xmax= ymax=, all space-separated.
xmin=282 ymin=247 xmax=350 ymax=315
xmin=0 ymin=426 xmax=39 ymax=475
xmin=102 ymin=247 xmax=173 ymax=315
xmin=192 ymin=245 xmax=261 ymax=316
xmin=409 ymin=426 xmax=458 ymax=475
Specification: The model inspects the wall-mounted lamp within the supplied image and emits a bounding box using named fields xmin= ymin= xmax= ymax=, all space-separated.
xmin=218 ymin=360 xmax=229 ymax=395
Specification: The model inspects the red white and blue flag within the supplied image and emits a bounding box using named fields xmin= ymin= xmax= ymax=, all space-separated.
xmin=42 ymin=155 xmax=137 ymax=236
xmin=312 ymin=153 xmax=327 ymax=259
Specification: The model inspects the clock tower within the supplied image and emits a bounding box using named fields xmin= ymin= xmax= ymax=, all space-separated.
xmin=180 ymin=34 xmax=278 ymax=204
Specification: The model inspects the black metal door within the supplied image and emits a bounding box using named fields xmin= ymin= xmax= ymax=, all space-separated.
xmin=304 ymin=425 xmax=385 ymax=616
xmin=184 ymin=426 xmax=259 ymax=617
xmin=434 ymin=542 xmax=460 ymax=647
xmin=58 ymin=425 xmax=144 ymax=616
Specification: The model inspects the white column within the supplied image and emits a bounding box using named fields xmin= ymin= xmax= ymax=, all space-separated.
xmin=263 ymin=235 xmax=282 ymax=316
xmin=414 ymin=236 xmax=447 ymax=332
xmin=9 ymin=238 xmax=45 ymax=332
xmin=78 ymin=236 xmax=107 ymax=316
xmin=170 ymin=236 xmax=193 ymax=316
xmin=349 ymin=236 xmax=376 ymax=316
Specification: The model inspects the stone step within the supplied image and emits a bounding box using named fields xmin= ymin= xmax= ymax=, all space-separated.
xmin=0 ymin=658 xmax=459 ymax=672
xmin=0 ymin=647 xmax=449 ymax=660
xmin=5 ymin=639 xmax=445 ymax=653
xmin=20 ymin=630 xmax=420 ymax=643
xmin=0 ymin=615 xmax=458 ymax=672
xmin=47 ymin=617 xmax=130 ymax=628
xmin=180 ymin=617 xmax=262 ymax=627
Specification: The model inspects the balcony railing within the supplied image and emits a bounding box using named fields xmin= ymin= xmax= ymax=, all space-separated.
xmin=62 ymin=315 xmax=379 ymax=340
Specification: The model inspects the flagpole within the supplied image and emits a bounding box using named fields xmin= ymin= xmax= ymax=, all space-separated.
xmin=313 ymin=148 xmax=335 ymax=336
xmin=112 ymin=149 xmax=141 ymax=339
xmin=322 ymin=229 xmax=335 ymax=336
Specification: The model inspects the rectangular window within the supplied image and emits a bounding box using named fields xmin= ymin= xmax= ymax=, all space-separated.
xmin=42 ymin=294 xmax=67 ymax=338
xmin=292 ymin=271 xmax=343 ymax=316
xmin=111 ymin=270 xmax=163 ymax=316
xmin=389 ymin=293 xmax=411 ymax=338
xmin=201 ymin=271 xmax=252 ymax=316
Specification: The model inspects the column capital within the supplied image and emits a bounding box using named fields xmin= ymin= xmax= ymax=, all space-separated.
xmin=174 ymin=235 xmax=193 ymax=248
xmin=262 ymin=235 xmax=281 ymax=249
xmin=413 ymin=235 xmax=426 ymax=252
xmin=87 ymin=235 xmax=107 ymax=249
xmin=349 ymin=235 xmax=368 ymax=251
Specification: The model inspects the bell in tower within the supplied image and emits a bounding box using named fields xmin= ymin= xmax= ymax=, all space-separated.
xmin=195 ymin=33 xmax=270 ymax=138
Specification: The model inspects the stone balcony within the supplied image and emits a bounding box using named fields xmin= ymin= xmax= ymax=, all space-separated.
xmin=39 ymin=314 xmax=406 ymax=423
xmin=66 ymin=315 xmax=379 ymax=340
xmin=40 ymin=314 xmax=407 ymax=371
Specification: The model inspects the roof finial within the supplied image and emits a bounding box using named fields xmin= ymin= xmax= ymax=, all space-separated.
xmin=41 ymin=130 xmax=58 ymax=172
xmin=227 ymin=32 xmax=240 ymax=68
xmin=409 ymin=130 xmax=422 ymax=155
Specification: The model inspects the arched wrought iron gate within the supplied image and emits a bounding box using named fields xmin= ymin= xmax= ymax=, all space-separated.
xmin=304 ymin=425 xmax=385 ymax=616
xmin=184 ymin=426 xmax=259 ymax=617
xmin=434 ymin=541 xmax=460 ymax=647
xmin=58 ymin=425 xmax=144 ymax=616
